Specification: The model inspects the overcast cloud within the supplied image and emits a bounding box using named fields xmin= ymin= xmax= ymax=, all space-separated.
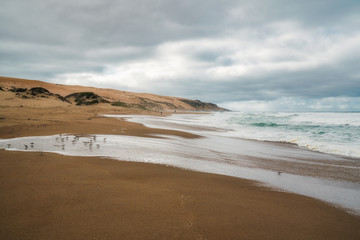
xmin=1 ymin=0 xmax=360 ymax=111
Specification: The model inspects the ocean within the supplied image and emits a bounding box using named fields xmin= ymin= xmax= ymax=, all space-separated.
xmin=131 ymin=111 xmax=360 ymax=158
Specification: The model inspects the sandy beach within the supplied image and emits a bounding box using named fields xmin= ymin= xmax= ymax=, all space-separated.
xmin=1 ymin=79 xmax=360 ymax=239
xmin=2 ymin=149 xmax=360 ymax=240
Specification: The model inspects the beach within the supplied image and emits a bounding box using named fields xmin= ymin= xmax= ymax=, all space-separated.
xmin=1 ymin=80 xmax=360 ymax=239
xmin=2 ymin=148 xmax=360 ymax=240
xmin=2 ymin=0 xmax=360 ymax=237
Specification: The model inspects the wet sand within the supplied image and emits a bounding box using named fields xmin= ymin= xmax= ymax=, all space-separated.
xmin=0 ymin=105 xmax=198 ymax=139
xmin=1 ymin=149 xmax=360 ymax=240
xmin=1 ymin=92 xmax=360 ymax=239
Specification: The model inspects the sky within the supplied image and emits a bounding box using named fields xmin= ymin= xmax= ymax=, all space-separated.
xmin=1 ymin=0 xmax=360 ymax=111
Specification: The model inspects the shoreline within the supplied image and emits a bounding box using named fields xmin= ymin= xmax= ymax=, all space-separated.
xmin=114 ymin=112 xmax=360 ymax=160
xmin=1 ymin=102 xmax=360 ymax=238
xmin=0 ymin=106 xmax=200 ymax=139
xmin=1 ymin=149 xmax=360 ymax=239
xmin=2 ymin=131 xmax=360 ymax=216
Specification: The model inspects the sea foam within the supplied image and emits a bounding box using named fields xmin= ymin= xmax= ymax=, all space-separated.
xmin=115 ymin=112 xmax=360 ymax=158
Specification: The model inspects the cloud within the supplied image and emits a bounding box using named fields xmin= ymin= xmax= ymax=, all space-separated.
xmin=53 ymin=22 xmax=360 ymax=100
xmin=1 ymin=0 xmax=360 ymax=111
xmin=221 ymin=97 xmax=360 ymax=112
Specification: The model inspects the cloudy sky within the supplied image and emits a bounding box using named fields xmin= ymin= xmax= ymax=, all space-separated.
xmin=1 ymin=0 xmax=360 ymax=111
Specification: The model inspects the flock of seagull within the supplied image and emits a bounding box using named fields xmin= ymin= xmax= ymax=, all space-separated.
xmin=6 ymin=134 xmax=108 ymax=152
xmin=55 ymin=134 xmax=108 ymax=151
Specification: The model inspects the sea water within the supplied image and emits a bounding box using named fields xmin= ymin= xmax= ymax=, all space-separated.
xmin=116 ymin=112 xmax=360 ymax=158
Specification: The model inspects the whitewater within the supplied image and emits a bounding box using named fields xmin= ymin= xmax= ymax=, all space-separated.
xmin=124 ymin=112 xmax=360 ymax=158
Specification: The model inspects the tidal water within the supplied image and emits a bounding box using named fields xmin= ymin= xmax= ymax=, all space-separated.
xmin=116 ymin=112 xmax=360 ymax=158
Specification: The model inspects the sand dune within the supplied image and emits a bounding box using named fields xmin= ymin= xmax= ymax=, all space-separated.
xmin=0 ymin=76 xmax=227 ymax=111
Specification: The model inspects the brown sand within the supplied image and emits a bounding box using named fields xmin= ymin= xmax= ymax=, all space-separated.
xmin=0 ymin=104 xmax=198 ymax=139
xmin=1 ymin=79 xmax=360 ymax=239
xmin=1 ymin=150 xmax=360 ymax=240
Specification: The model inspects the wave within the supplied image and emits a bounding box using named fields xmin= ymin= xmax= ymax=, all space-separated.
xmin=154 ymin=112 xmax=360 ymax=158
xmin=104 ymin=112 xmax=360 ymax=158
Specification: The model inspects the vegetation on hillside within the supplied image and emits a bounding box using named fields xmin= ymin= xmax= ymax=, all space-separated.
xmin=65 ymin=92 xmax=110 ymax=105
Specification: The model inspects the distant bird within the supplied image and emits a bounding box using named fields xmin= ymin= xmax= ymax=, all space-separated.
xmin=24 ymin=145 xmax=28 ymax=150
xmin=62 ymin=144 xmax=65 ymax=150
xmin=93 ymin=136 xmax=96 ymax=141
xmin=30 ymin=142 xmax=34 ymax=148
xmin=7 ymin=144 xmax=11 ymax=148
xmin=66 ymin=136 xmax=69 ymax=140
xmin=103 ymin=138 xmax=106 ymax=143
xmin=96 ymin=144 xmax=100 ymax=148
xmin=278 ymin=171 xmax=282 ymax=176
xmin=61 ymin=138 xmax=65 ymax=142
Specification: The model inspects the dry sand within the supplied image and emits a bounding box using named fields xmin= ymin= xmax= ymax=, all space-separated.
xmin=1 ymin=79 xmax=360 ymax=239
